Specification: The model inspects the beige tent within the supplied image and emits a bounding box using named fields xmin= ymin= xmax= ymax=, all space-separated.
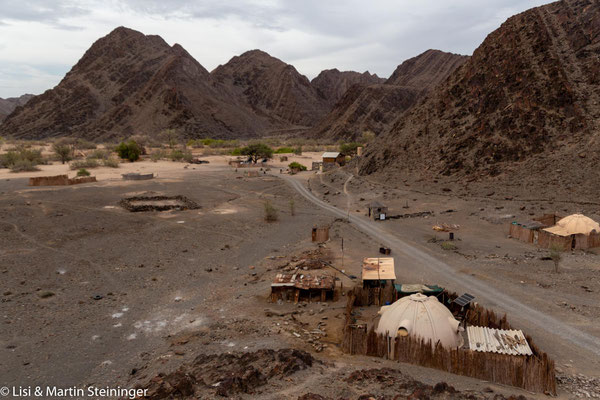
xmin=543 ymin=214 xmax=600 ymax=237
xmin=376 ymin=293 xmax=463 ymax=349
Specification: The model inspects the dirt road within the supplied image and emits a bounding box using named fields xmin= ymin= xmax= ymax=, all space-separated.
xmin=280 ymin=173 xmax=600 ymax=363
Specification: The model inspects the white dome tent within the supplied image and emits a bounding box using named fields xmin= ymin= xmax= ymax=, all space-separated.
xmin=376 ymin=293 xmax=464 ymax=349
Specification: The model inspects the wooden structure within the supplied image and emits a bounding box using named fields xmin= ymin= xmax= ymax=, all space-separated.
xmin=322 ymin=152 xmax=345 ymax=171
xmin=270 ymin=273 xmax=335 ymax=303
xmin=341 ymin=287 xmax=556 ymax=394
xmin=368 ymin=201 xmax=388 ymax=220
xmin=510 ymin=213 xmax=600 ymax=250
xmin=361 ymin=257 xmax=395 ymax=289
xmin=311 ymin=226 xmax=329 ymax=243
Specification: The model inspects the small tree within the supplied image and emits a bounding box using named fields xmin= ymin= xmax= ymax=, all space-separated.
xmin=361 ymin=130 xmax=376 ymax=143
xmin=52 ymin=141 xmax=72 ymax=164
xmin=160 ymin=129 xmax=179 ymax=149
xmin=241 ymin=143 xmax=274 ymax=163
xmin=263 ymin=200 xmax=278 ymax=222
xmin=288 ymin=161 xmax=307 ymax=171
xmin=549 ymin=244 xmax=563 ymax=273
xmin=77 ymin=168 xmax=90 ymax=176
xmin=115 ymin=140 xmax=141 ymax=162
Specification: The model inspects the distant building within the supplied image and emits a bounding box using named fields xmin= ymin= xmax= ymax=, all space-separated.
xmin=510 ymin=213 xmax=600 ymax=249
xmin=322 ymin=152 xmax=345 ymax=170
xmin=368 ymin=201 xmax=388 ymax=220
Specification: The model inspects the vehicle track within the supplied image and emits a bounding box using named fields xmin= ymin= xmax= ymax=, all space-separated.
xmin=280 ymin=174 xmax=600 ymax=359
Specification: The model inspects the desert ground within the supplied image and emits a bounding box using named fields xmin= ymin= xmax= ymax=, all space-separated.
xmin=1 ymin=153 xmax=599 ymax=399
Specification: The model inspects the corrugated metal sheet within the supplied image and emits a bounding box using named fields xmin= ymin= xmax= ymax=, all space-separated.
xmin=467 ymin=326 xmax=532 ymax=356
xmin=322 ymin=152 xmax=341 ymax=159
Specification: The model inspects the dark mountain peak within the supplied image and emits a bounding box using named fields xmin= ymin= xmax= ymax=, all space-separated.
xmin=311 ymin=68 xmax=386 ymax=106
xmin=386 ymin=49 xmax=468 ymax=89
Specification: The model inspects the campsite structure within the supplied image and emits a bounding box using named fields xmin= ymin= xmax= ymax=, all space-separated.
xmin=361 ymin=257 xmax=395 ymax=288
xmin=270 ymin=272 xmax=335 ymax=303
xmin=510 ymin=213 xmax=600 ymax=249
xmin=368 ymin=201 xmax=388 ymax=220
xmin=321 ymin=152 xmax=345 ymax=170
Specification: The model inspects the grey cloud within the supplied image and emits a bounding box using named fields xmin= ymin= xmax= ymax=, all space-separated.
xmin=0 ymin=0 xmax=89 ymax=25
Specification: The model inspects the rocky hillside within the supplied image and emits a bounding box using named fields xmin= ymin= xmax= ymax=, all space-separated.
xmin=0 ymin=27 xmax=268 ymax=140
xmin=0 ymin=94 xmax=34 ymax=122
xmin=311 ymin=69 xmax=384 ymax=106
xmin=310 ymin=50 xmax=468 ymax=141
xmin=359 ymin=0 xmax=600 ymax=199
xmin=211 ymin=50 xmax=329 ymax=128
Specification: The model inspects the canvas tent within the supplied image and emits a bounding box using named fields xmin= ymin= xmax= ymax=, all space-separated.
xmin=540 ymin=214 xmax=600 ymax=250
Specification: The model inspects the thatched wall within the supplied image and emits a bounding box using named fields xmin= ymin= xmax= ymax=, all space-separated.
xmin=341 ymin=287 xmax=556 ymax=394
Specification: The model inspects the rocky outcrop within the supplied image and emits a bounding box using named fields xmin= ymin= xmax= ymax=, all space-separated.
xmin=0 ymin=94 xmax=34 ymax=122
xmin=359 ymin=0 xmax=600 ymax=195
xmin=311 ymin=69 xmax=384 ymax=107
xmin=212 ymin=50 xmax=329 ymax=128
xmin=310 ymin=50 xmax=467 ymax=141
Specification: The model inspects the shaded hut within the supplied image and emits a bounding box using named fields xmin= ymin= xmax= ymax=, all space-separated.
xmin=270 ymin=273 xmax=335 ymax=303
xmin=368 ymin=201 xmax=388 ymax=220
xmin=540 ymin=214 xmax=600 ymax=250
xmin=362 ymin=257 xmax=395 ymax=288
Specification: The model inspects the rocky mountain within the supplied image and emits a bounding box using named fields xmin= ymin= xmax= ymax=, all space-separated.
xmin=358 ymin=0 xmax=600 ymax=199
xmin=311 ymin=69 xmax=385 ymax=106
xmin=211 ymin=50 xmax=328 ymax=128
xmin=310 ymin=50 xmax=468 ymax=141
xmin=0 ymin=94 xmax=34 ymax=122
xmin=0 ymin=27 xmax=268 ymax=141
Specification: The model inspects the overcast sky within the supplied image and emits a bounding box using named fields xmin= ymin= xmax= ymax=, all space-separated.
xmin=0 ymin=0 xmax=553 ymax=98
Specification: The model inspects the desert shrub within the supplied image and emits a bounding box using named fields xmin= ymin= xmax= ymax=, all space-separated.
xmin=549 ymin=244 xmax=563 ymax=273
xmin=150 ymin=149 xmax=167 ymax=162
xmin=1 ymin=146 xmax=44 ymax=170
xmin=230 ymin=147 xmax=243 ymax=156
xmin=274 ymin=147 xmax=295 ymax=154
xmin=264 ymin=200 xmax=278 ymax=222
xmin=52 ymin=142 xmax=73 ymax=164
xmin=103 ymin=157 xmax=119 ymax=168
xmin=88 ymin=149 xmax=111 ymax=160
xmin=77 ymin=168 xmax=91 ymax=176
xmin=293 ymin=146 xmax=302 ymax=155
xmin=74 ymin=139 xmax=97 ymax=149
xmin=187 ymin=139 xmax=204 ymax=148
xmin=339 ymin=142 xmax=363 ymax=156
xmin=160 ymin=129 xmax=179 ymax=149
xmin=288 ymin=162 xmax=307 ymax=171
xmin=116 ymin=140 xmax=141 ymax=162
xmin=362 ymin=130 xmax=376 ymax=143
xmin=129 ymin=134 xmax=159 ymax=152
xmin=196 ymin=138 xmax=239 ymax=148
xmin=10 ymin=159 xmax=40 ymax=172
xmin=70 ymin=159 xmax=99 ymax=170
xmin=440 ymin=241 xmax=457 ymax=251
xmin=169 ymin=149 xmax=193 ymax=162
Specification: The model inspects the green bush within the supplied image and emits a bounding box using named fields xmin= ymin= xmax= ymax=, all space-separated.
xmin=293 ymin=146 xmax=302 ymax=155
xmin=1 ymin=146 xmax=44 ymax=170
xmin=170 ymin=149 xmax=193 ymax=162
xmin=440 ymin=241 xmax=457 ymax=251
xmin=103 ymin=157 xmax=119 ymax=168
xmin=116 ymin=141 xmax=141 ymax=162
xmin=274 ymin=147 xmax=295 ymax=154
xmin=77 ymin=168 xmax=91 ymax=176
xmin=339 ymin=142 xmax=363 ymax=156
xmin=288 ymin=162 xmax=307 ymax=171
xmin=70 ymin=159 xmax=99 ymax=170
xmin=230 ymin=147 xmax=242 ymax=156
xmin=264 ymin=200 xmax=278 ymax=222
xmin=10 ymin=159 xmax=40 ymax=172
